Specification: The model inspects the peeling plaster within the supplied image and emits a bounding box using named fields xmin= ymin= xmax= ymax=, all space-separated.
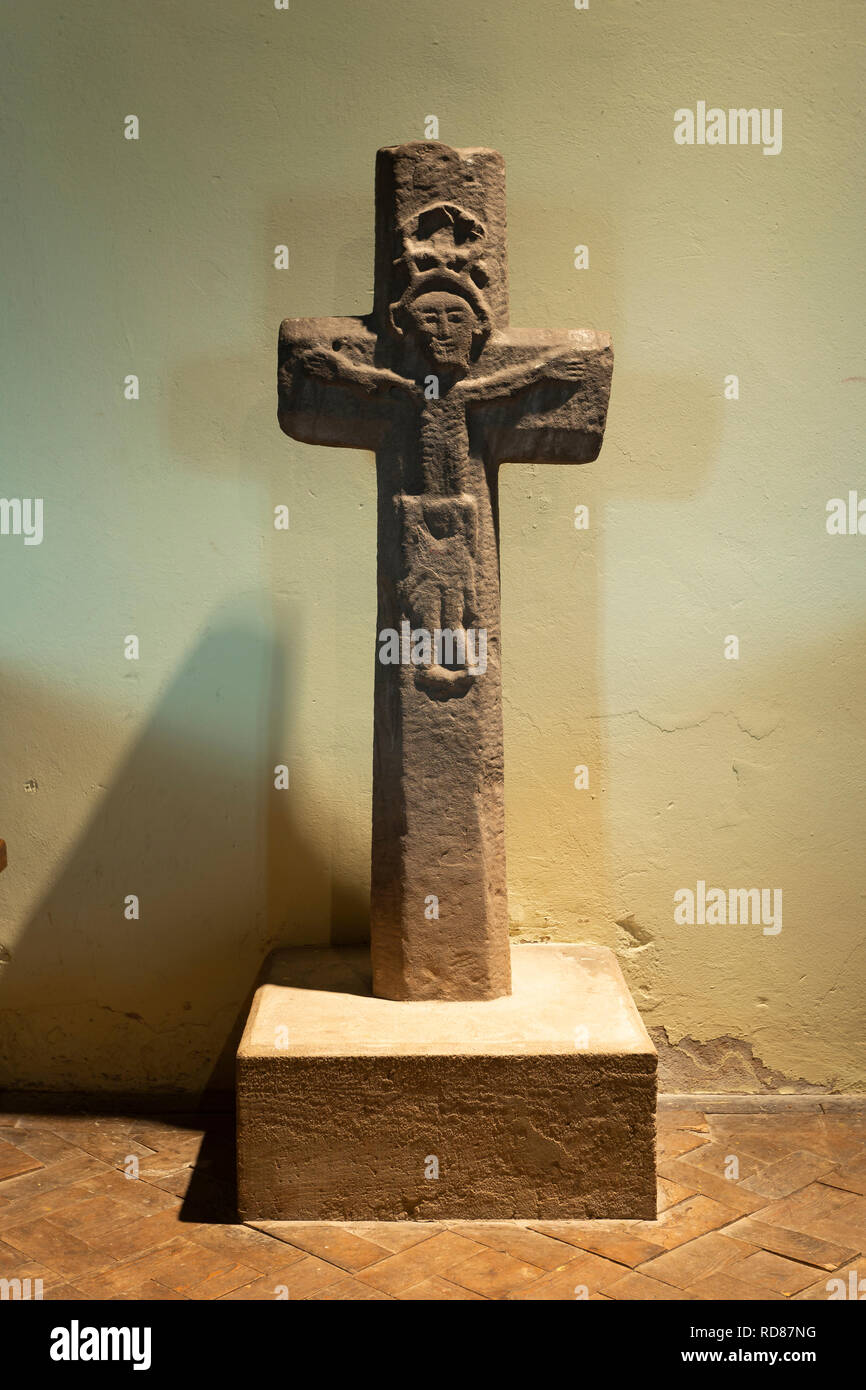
xmin=652 ymin=1027 xmax=828 ymax=1095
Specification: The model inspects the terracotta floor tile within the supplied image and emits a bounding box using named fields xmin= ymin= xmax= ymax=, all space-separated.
xmin=142 ymin=1241 xmax=250 ymax=1294
xmin=47 ymin=1194 xmax=131 ymax=1242
xmin=725 ymin=1137 xmax=795 ymax=1166
xmin=719 ymin=1216 xmax=858 ymax=1270
xmin=0 ymin=1258 xmax=60 ymax=1292
xmin=251 ymin=1223 xmax=391 ymax=1272
xmin=740 ymin=1149 xmax=837 ymax=1199
xmin=448 ymin=1222 xmax=577 ymax=1271
xmin=704 ymin=1122 xmax=793 ymax=1166
xmin=0 ymin=1186 xmax=93 ymax=1236
xmin=1 ymin=1217 xmax=116 ymax=1278
xmin=135 ymin=1146 xmax=204 ymax=1180
xmin=138 ymin=1167 xmax=194 ymax=1199
xmin=74 ymin=1247 xmax=188 ymax=1299
xmin=507 ymin=1251 xmax=624 ymax=1300
xmin=63 ymin=1128 xmax=156 ymax=1167
xmin=688 ymin=1270 xmax=787 ymax=1300
xmin=216 ymin=1273 xmax=290 ymax=1301
xmin=657 ymin=1158 xmax=768 ymax=1215
xmin=722 ymin=1249 xmax=820 ymax=1296
xmin=184 ymin=1222 xmax=306 ymax=1273
xmin=635 ymin=1232 xmax=755 ymax=1289
xmin=792 ymin=1258 xmax=864 ymax=1301
xmin=600 ymin=1270 xmax=694 ymax=1300
xmin=446 ymin=1247 xmax=545 ymax=1298
xmin=531 ymin=1221 xmax=665 ymax=1267
xmin=808 ymin=1193 xmax=866 ymax=1246
xmin=127 ymin=1121 xmax=205 ymax=1153
xmin=794 ymin=1217 xmax=865 ymax=1252
xmin=820 ymin=1154 xmax=866 ymax=1197
xmin=111 ymin=1281 xmax=189 ymax=1301
xmin=356 ymin=1231 xmax=486 ymax=1295
xmin=33 ymin=1117 xmax=129 ymax=1150
xmin=657 ymin=1131 xmax=710 ymax=1161
xmin=399 ymin=1275 xmax=486 ymax=1300
xmin=3 ymin=1118 xmax=68 ymax=1146
xmin=657 ymin=1108 xmax=710 ymax=1132
xmin=313 ymin=1276 xmax=395 ymax=1300
xmin=80 ymin=1171 xmax=181 ymax=1216
xmin=218 ymin=1257 xmax=343 ymax=1300
xmin=0 ymin=1156 xmax=106 ymax=1218
xmin=711 ymin=1115 xmax=839 ymax=1161
xmin=814 ymin=1123 xmax=866 ymax=1164
xmin=264 ymin=1253 xmax=346 ymax=1299
xmin=0 ymin=1238 xmax=52 ymax=1275
xmin=821 ymin=1171 xmax=866 ymax=1197
xmin=745 ymin=1181 xmax=857 ymax=1233
xmin=340 ymin=1222 xmax=444 ymax=1253
xmin=185 ymin=1262 xmax=261 ymax=1299
xmin=0 ymin=1128 xmax=81 ymax=1166
xmin=96 ymin=1209 xmax=187 ymax=1262
xmin=819 ymin=1118 xmax=866 ymax=1164
xmin=672 ymin=1140 xmax=766 ymax=1182
xmin=657 ymin=1176 xmax=695 ymax=1212
xmin=635 ymin=1194 xmax=733 ymax=1251
xmin=0 ymin=1140 xmax=45 ymax=1183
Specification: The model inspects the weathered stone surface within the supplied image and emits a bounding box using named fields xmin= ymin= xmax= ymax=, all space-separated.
xmin=277 ymin=143 xmax=613 ymax=1001
xmin=236 ymin=944 xmax=656 ymax=1221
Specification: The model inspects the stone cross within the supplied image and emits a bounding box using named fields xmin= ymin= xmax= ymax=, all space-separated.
xmin=278 ymin=142 xmax=612 ymax=1002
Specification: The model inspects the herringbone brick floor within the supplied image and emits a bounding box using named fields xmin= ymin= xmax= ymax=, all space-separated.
xmin=0 ymin=1099 xmax=864 ymax=1300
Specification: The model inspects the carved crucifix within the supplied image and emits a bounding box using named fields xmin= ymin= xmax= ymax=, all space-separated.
xmin=278 ymin=142 xmax=612 ymax=1001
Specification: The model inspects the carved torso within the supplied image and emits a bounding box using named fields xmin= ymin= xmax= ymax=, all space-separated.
xmin=417 ymin=386 xmax=471 ymax=495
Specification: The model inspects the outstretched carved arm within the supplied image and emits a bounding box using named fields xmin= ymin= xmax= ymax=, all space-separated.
xmin=297 ymin=347 xmax=418 ymax=400
xmin=460 ymin=348 xmax=587 ymax=403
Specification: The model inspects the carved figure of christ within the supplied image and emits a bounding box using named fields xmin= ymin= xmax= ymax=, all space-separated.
xmin=278 ymin=142 xmax=612 ymax=1001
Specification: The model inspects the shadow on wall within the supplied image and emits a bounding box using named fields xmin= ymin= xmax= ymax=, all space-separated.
xmin=0 ymin=612 xmax=368 ymax=1095
xmin=0 ymin=348 xmax=724 ymax=1097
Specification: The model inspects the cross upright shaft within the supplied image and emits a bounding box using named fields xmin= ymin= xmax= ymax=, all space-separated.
xmin=278 ymin=142 xmax=613 ymax=1000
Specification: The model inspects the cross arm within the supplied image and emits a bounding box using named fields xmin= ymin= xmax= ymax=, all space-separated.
xmin=278 ymin=316 xmax=398 ymax=452
xmin=470 ymin=328 xmax=613 ymax=464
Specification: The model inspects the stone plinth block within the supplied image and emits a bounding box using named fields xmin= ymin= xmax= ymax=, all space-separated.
xmin=237 ymin=943 xmax=656 ymax=1221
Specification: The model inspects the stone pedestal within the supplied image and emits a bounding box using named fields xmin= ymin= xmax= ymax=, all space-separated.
xmin=236 ymin=943 xmax=656 ymax=1222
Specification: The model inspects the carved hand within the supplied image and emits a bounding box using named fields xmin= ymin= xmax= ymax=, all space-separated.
xmin=543 ymin=352 xmax=586 ymax=382
xmin=299 ymin=347 xmax=339 ymax=379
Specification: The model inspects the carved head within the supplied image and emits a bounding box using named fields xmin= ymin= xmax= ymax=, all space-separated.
xmin=390 ymin=270 xmax=491 ymax=369
xmin=405 ymin=291 xmax=476 ymax=367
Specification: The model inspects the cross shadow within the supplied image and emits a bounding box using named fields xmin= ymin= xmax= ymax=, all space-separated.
xmin=0 ymin=604 xmax=369 ymax=1104
xmin=178 ymin=1110 xmax=238 ymax=1223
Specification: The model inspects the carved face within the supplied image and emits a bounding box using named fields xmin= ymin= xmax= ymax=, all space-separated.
xmin=405 ymin=291 xmax=476 ymax=368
